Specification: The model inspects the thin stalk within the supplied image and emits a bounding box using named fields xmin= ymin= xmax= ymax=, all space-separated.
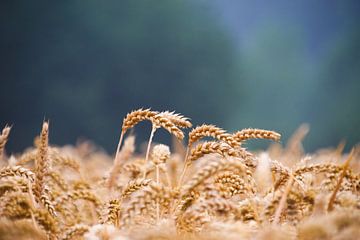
xmin=156 ymin=165 xmax=160 ymax=223
xmin=177 ymin=145 xmax=191 ymax=187
xmin=114 ymin=131 xmax=125 ymax=163
xmin=143 ymin=126 xmax=157 ymax=179
xmin=164 ymin=168 xmax=172 ymax=187
xmin=273 ymin=173 xmax=294 ymax=225
xmin=327 ymin=148 xmax=355 ymax=212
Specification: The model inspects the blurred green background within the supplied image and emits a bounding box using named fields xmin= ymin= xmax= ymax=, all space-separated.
xmin=1 ymin=0 xmax=359 ymax=153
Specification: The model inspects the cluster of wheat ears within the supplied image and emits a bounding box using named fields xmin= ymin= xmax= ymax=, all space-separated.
xmin=0 ymin=108 xmax=359 ymax=240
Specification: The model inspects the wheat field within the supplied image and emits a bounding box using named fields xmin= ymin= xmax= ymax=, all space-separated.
xmin=0 ymin=109 xmax=359 ymax=240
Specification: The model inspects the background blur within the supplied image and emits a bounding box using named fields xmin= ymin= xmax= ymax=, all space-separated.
xmin=1 ymin=0 xmax=359 ymax=154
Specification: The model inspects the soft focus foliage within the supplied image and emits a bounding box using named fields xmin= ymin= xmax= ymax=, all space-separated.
xmin=0 ymin=1 xmax=359 ymax=153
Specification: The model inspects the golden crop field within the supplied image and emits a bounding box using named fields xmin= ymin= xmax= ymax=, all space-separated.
xmin=0 ymin=109 xmax=359 ymax=240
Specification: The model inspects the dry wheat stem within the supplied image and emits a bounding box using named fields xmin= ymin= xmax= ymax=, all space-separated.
xmin=143 ymin=125 xmax=157 ymax=179
xmin=177 ymin=146 xmax=191 ymax=189
xmin=327 ymin=148 xmax=355 ymax=211
xmin=108 ymin=135 xmax=135 ymax=189
xmin=273 ymin=173 xmax=294 ymax=225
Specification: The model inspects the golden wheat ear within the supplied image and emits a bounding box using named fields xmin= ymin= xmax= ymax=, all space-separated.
xmin=188 ymin=141 xmax=238 ymax=163
xmin=151 ymin=113 xmax=185 ymax=140
xmin=188 ymin=124 xmax=237 ymax=147
xmin=158 ymin=111 xmax=192 ymax=128
xmin=0 ymin=125 xmax=11 ymax=161
xmin=114 ymin=109 xmax=158 ymax=163
xmin=33 ymin=121 xmax=49 ymax=201
xmin=122 ymin=108 xmax=159 ymax=133
xmin=233 ymin=128 xmax=281 ymax=143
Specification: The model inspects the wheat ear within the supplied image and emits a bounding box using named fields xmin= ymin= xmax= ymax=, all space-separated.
xmin=121 ymin=182 xmax=171 ymax=226
xmin=188 ymin=141 xmax=239 ymax=163
xmin=114 ymin=108 xmax=157 ymax=167
xmin=179 ymin=124 xmax=237 ymax=186
xmin=121 ymin=178 xmax=153 ymax=199
xmin=188 ymin=124 xmax=237 ymax=147
xmin=102 ymin=199 xmax=121 ymax=227
xmin=233 ymin=128 xmax=281 ymax=143
xmin=0 ymin=125 xmax=11 ymax=161
xmin=182 ymin=158 xmax=247 ymax=196
xmin=151 ymin=114 xmax=185 ymax=140
xmin=143 ymin=113 xmax=184 ymax=178
xmin=158 ymin=111 xmax=192 ymax=128
xmin=0 ymin=166 xmax=35 ymax=181
xmin=33 ymin=122 xmax=49 ymax=201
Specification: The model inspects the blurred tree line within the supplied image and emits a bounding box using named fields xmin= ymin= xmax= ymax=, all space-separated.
xmin=0 ymin=0 xmax=359 ymax=153
xmin=1 ymin=0 xmax=238 ymax=152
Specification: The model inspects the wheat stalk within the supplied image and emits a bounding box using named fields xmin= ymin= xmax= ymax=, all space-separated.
xmin=327 ymin=148 xmax=356 ymax=211
xmin=108 ymin=135 xmax=135 ymax=189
